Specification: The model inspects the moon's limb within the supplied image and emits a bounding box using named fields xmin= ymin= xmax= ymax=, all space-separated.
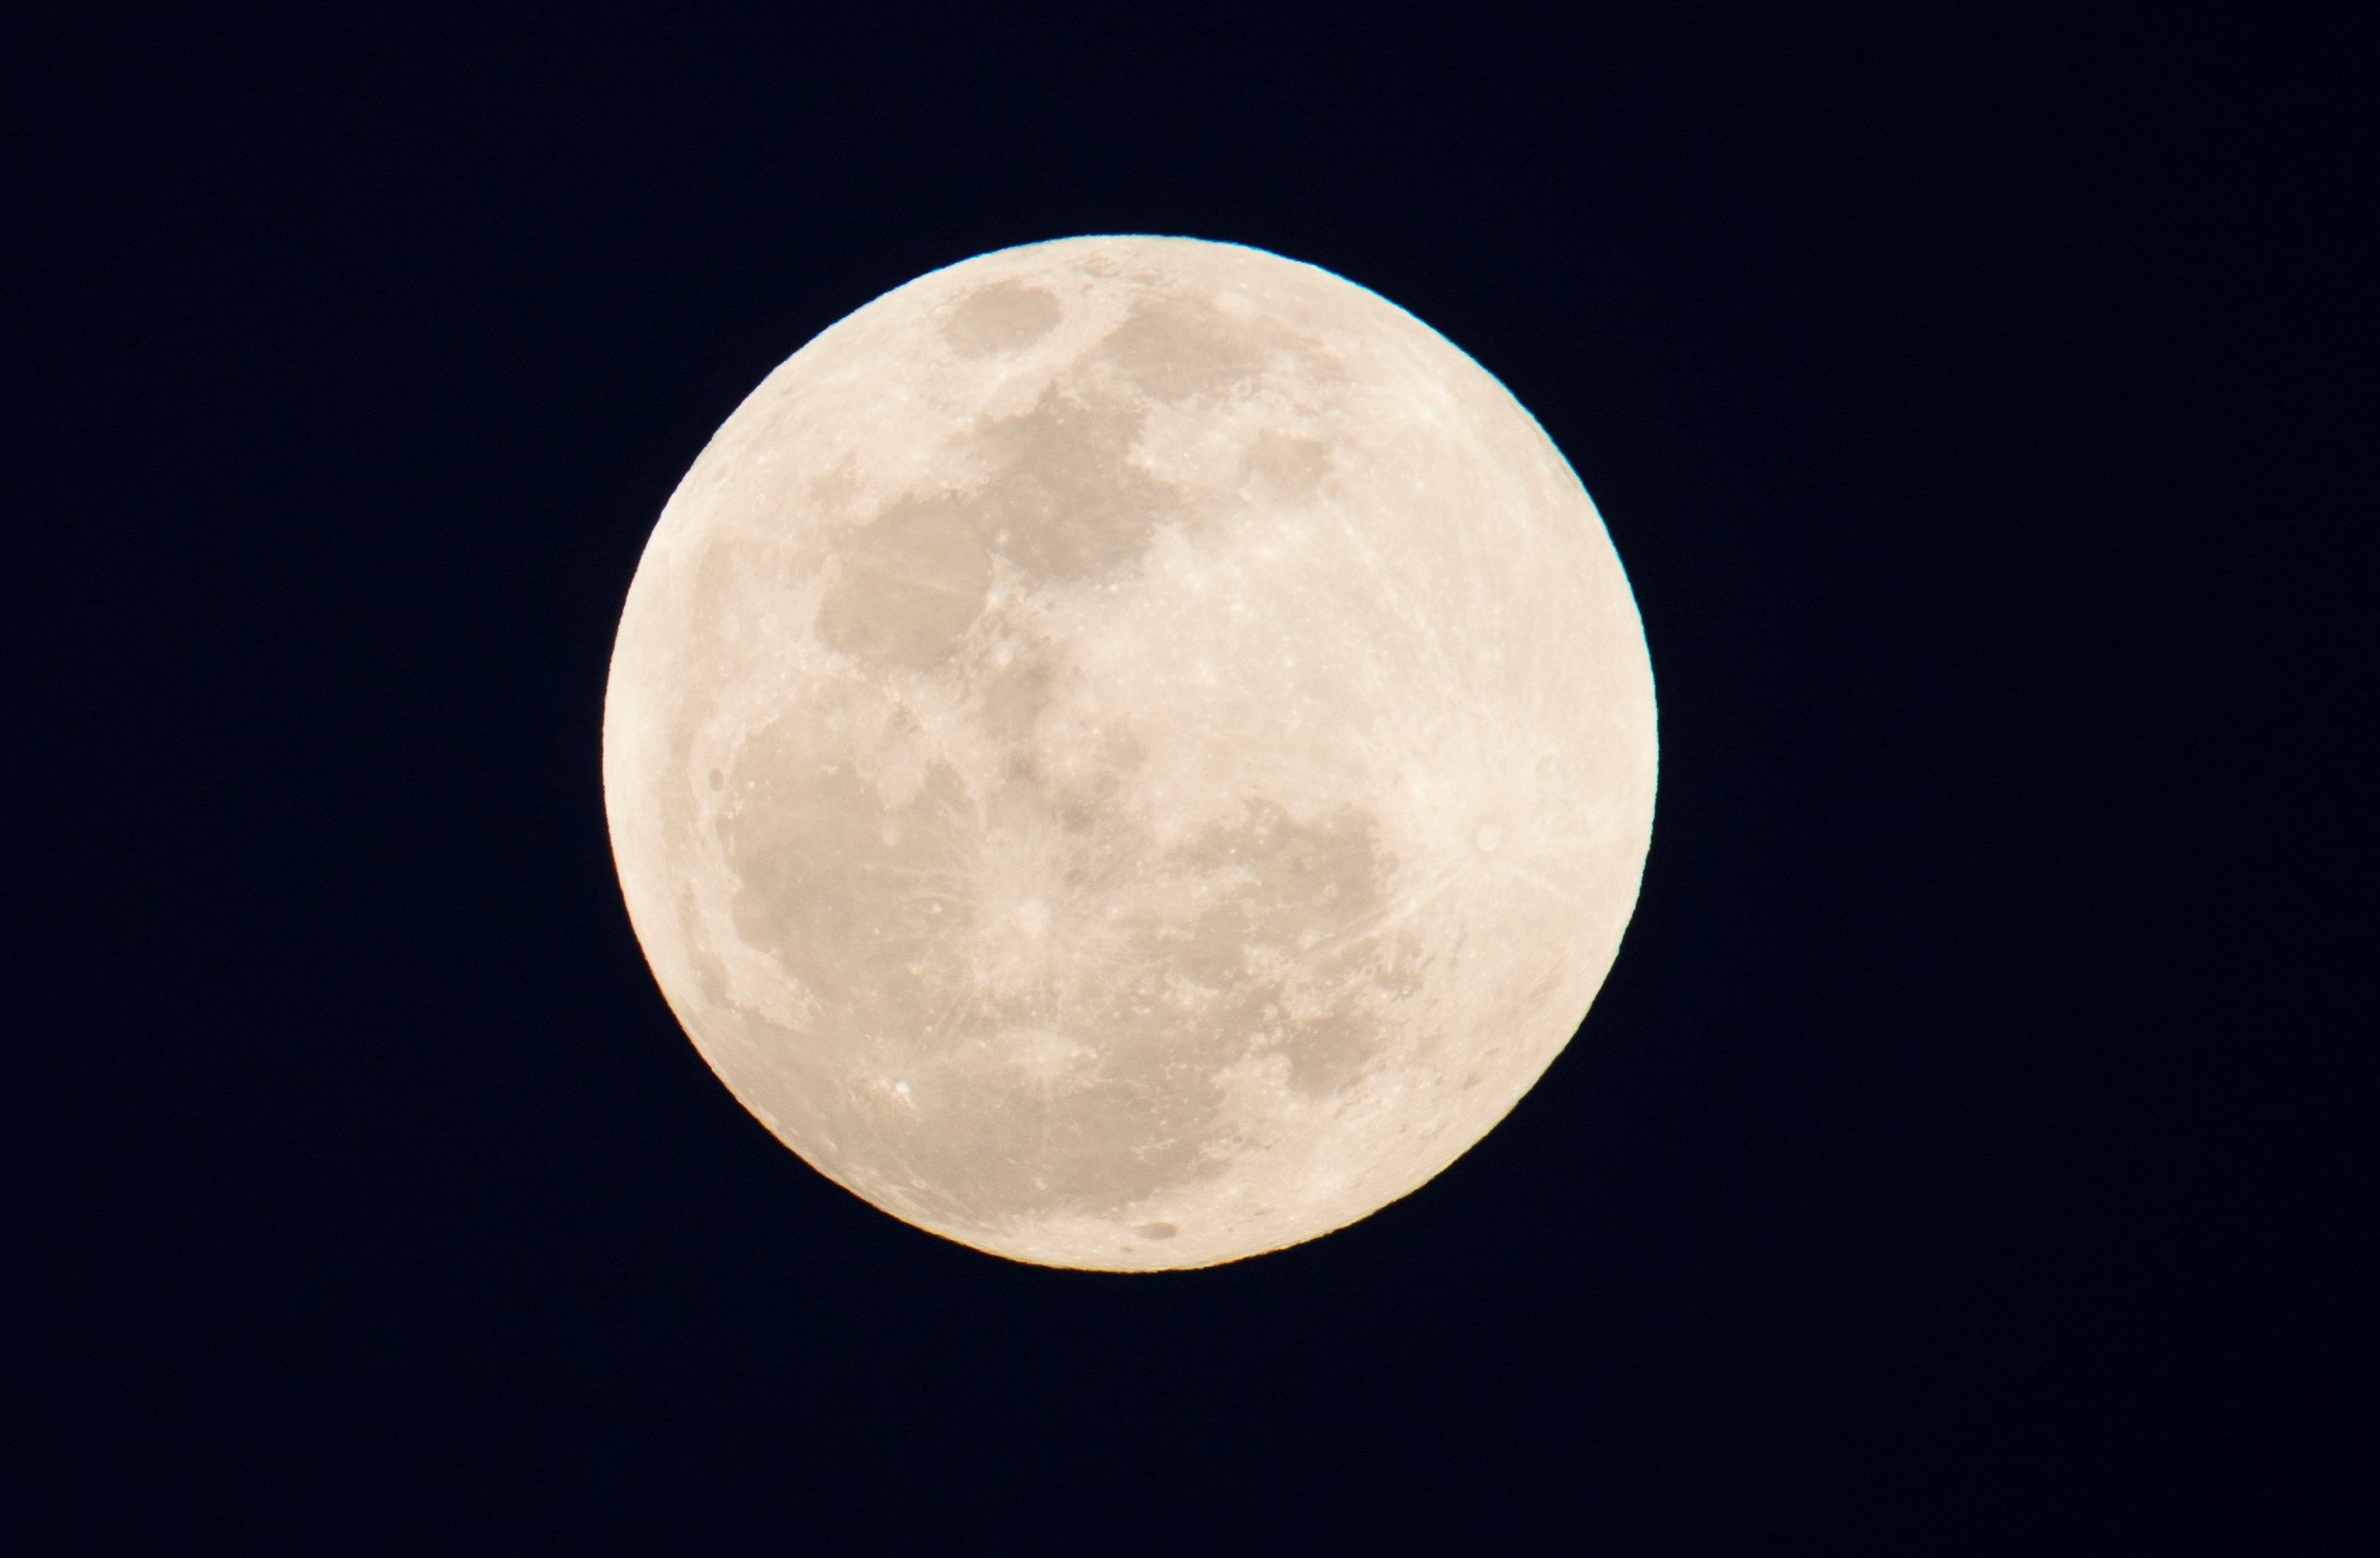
xmin=603 ymin=236 xmax=1656 ymax=1270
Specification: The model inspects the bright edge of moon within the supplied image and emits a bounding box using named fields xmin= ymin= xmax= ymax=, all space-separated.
xmin=603 ymin=235 xmax=1657 ymax=1271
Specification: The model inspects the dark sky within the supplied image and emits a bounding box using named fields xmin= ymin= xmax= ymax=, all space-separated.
xmin=11 ymin=8 xmax=2364 ymax=1549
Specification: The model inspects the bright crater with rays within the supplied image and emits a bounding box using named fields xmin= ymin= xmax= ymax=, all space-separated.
xmin=603 ymin=236 xmax=1656 ymax=1270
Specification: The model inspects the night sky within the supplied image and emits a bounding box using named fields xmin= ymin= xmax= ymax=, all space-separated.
xmin=12 ymin=8 xmax=2363 ymax=1549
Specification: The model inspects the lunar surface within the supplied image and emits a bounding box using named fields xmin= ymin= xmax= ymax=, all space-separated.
xmin=603 ymin=236 xmax=1656 ymax=1270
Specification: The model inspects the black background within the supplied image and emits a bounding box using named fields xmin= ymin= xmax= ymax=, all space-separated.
xmin=10 ymin=7 xmax=2367 ymax=1549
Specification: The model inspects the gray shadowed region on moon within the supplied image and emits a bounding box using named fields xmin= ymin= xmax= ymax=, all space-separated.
xmin=602 ymin=235 xmax=1657 ymax=1271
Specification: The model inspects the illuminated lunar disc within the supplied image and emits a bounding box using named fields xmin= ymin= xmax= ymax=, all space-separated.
xmin=602 ymin=236 xmax=1656 ymax=1270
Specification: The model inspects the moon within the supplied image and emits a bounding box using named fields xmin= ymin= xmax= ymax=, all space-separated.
xmin=603 ymin=236 xmax=1656 ymax=1271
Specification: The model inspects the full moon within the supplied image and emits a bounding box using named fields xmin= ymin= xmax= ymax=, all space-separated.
xmin=603 ymin=236 xmax=1656 ymax=1270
